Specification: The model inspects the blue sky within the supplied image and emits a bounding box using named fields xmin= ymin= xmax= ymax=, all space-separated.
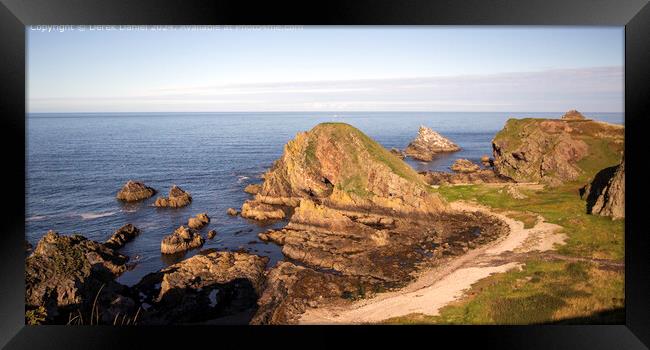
xmin=27 ymin=26 xmax=624 ymax=113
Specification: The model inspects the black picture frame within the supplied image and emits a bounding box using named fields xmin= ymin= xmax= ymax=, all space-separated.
xmin=1 ymin=0 xmax=648 ymax=348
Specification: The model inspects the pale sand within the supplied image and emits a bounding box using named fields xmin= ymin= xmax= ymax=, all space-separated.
xmin=298 ymin=201 xmax=566 ymax=324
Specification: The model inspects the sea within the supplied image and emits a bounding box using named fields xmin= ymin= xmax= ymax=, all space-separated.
xmin=26 ymin=111 xmax=624 ymax=285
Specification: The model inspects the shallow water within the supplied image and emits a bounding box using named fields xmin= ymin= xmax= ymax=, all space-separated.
xmin=26 ymin=111 xmax=623 ymax=285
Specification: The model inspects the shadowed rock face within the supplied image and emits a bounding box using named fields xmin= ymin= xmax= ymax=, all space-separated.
xmin=104 ymin=224 xmax=140 ymax=249
xmin=135 ymin=251 xmax=268 ymax=324
xmin=116 ymin=181 xmax=156 ymax=202
xmin=404 ymin=125 xmax=460 ymax=161
xmin=155 ymin=185 xmax=192 ymax=208
xmin=582 ymin=156 xmax=624 ymax=219
xmin=25 ymin=231 xmax=136 ymax=323
xmin=492 ymin=117 xmax=624 ymax=186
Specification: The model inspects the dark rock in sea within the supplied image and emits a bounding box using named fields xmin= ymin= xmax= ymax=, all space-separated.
xmin=104 ymin=224 xmax=140 ymax=249
xmin=450 ymin=158 xmax=481 ymax=173
xmin=116 ymin=180 xmax=156 ymax=202
xmin=25 ymin=230 xmax=137 ymax=323
xmin=492 ymin=117 xmax=624 ymax=186
xmin=134 ymin=251 xmax=268 ymax=325
xmin=188 ymin=212 xmax=210 ymax=230
xmin=160 ymin=226 xmax=204 ymax=254
xmin=581 ymin=156 xmax=624 ymax=219
xmin=404 ymin=125 xmax=460 ymax=162
xmin=154 ymin=185 xmax=192 ymax=208
xmin=244 ymin=184 xmax=262 ymax=195
xmin=227 ymin=207 xmax=240 ymax=216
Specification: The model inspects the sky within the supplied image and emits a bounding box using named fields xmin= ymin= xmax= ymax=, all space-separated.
xmin=27 ymin=26 xmax=624 ymax=113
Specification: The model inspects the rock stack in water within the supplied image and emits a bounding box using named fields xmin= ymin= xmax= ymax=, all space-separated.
xmin=104 ymin=224 xmax=140 ymax=249
xmin=160 ymin=226 xmax=204 ymax=254
xmin=404 ymin=125 xmax=460 ymax=161
xmin=116 ymin=180 xmax=156 ymax=202
xmin=188 ymin=213 xmax=210 ymax=230
xmin=155 ymin=185 xmax=192 ymax=208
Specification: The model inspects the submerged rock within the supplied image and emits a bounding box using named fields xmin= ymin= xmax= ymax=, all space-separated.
xmin=25 ymin=230 xmax=135 ymax=323
xmin=561 ymin=109 xmax=587 ymax=121
xmin=135 ymin=251 xmax=268 ymax=324
xmin=154 ymin=185 xmax=192 ymax=208
xmin=104 ymin=224 xmax=140 ymax=249
xmin=244 ymin=184 xmax=262 ymax=195
xmin=582 ymin=156 xmax=624 ymax=219
xmin=492 ymin=117 xmax=624 ymax=186
xmin=188 ymin=213 xmax=210 ymax=230
xmin=404 ymin=125 xmax=460 ymax=161
xmin=160 ymin=226 xmax=204 ymax=254
xmin=227 ymin=207 xmax=240 ymax=216
xmin=116 ymin=180 xmax=156 ymax=202
xmin=450 ymin=159 xmax=481 ymax=173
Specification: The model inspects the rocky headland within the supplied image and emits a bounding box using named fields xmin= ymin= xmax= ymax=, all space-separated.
xmin=404 ymin=125 xmax=460 ymax=161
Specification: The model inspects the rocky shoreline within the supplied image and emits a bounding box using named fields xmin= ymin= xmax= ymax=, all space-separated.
xmin=25 ymin=110 xmax=625 ymax=325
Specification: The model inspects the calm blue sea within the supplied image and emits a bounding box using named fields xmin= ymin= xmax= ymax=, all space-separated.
xmin=26 ymin=111 xmax=624 ymax=285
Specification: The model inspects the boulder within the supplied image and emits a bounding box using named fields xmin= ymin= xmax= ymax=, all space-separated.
xmin=154 ymin=185 xmax=192 ymax=208
xmin=116 ymin=180 xmax=156 ymax=202
xmin=404 ymin=125 xmax=460 ymax=161
xmin=25 ymin=231 xmax=136 ymax=323
xmin=160 ymin=226 xmax=204 ymax=254
xmin=561 ymin=109 xmax=587 ymax=121
xmin=492 ymin=117 xmax=624 ymax=186
xmin=227 ymin=208 xmax=240 ymax=216
xmin=450 ymin=159 xmax=481 ymax=173
xmin=244 ymin=184 xmax=261 ymax=195
xmin=188 ymin=213 xmax=210 ymax=230
xmin=581 ymin=156 xmax=624 ymax=219
xmin=135 ymin=251 xmax=268 ymax=324
xmin=104 ymin=224 xmax=140 ymax=249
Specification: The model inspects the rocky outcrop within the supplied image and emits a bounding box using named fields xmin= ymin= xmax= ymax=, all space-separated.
xmin=450 ymin=159 xmax=481 ymax=173
xmin=561 ymin=109 xmax=587 ymax=121
xmin=227 ymin=208 xmax=240 ymax=216
xmin=390 ymin=148 xmax=406 ymax=159
xmin=207 ymin=230 xmax=216 ymax=239
xmin=116 ymin=180 xmax=156 ymax=202
xmin=420 ymin=170 xmax=514 ymax=186
xmin=244 ymin=184 xmax=261 ymax=195
xmin=481 ymin=155 xmax=493 ymax=166
xmin=404 ymin=125 xmax=460 ymax=161
xmin=160 ymin=226 xmax=204 ymax=254
xmin=154 ymin=185 xmax=192 ymax=208
xmin=135 ymin=251 xmax=268 ymax=324
xmin=188 ymin=213 xmax=210 ymax=230
xmin=104 ymin=224 xmax=140 ymax=249
xmin=241 ymin=201 xmax=286 ymax=220
xmin=581 ymin=156 xmax=625 ymax=219
xmin=492 ymin=117 xmax=624 ymax=186
xmin=25 ymin=231 xmax=136 ymax=323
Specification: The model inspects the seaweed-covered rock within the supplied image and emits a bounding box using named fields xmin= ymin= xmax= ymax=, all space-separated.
xmin=404 ymin=125 xmax=460 ymax=161
xmin=155 ymin=185 xmax=192 ymax=208
xmin=104 ymin=224 xmax=140 ymax=249
xmin=116 ymin=181 xmax=156 ymax=202
xmin=160 ymin=226 xmax=204 ymax=254
xmin=188 ymin=213 xmax=210 ymax=230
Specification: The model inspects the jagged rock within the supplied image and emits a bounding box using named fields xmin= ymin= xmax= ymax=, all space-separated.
xmin=492 ymin=117 xmax=624 ymax=186
xmin=154 ymin=185 xmax=192 ymax=208
xmin=241 ymin=200 xmax=285 ymax=220
xmin=207 ymin=230 xmax=217 ymax=239
xmin=481 ymin=155 xmax=492 ymax=166
xmin=251 ymin=261 xmax=371 ymax=325
xmin=116 ymin=180 xmax=156 ymax=202
xmin=25 ymin=231 xmax=135 ymax=323
xmin=561 ymin=109 xmax=587 ymax=121
xmin=404 ymin=125 xmax=460 ymax=161
xmin=420 ymin=170 xmax=514 ymax=186
xmin=227 ymin=208 xmax=240 ymax=216
xmin=135 ymin=251 xmax=268 ymax=324
xmin=160 ymin=226 xmax=204 ymax=254
xmin=582 ymin=156 xmax=624 ymax=219
xmin=390 ymin=148 xmax=406 ymax=159
xmin=104 ymin=224 xmax=140 ymax=249
xmin=244 ymin=184 xmax=262 ymax=195
xmin=188 ymin=213 xmax=210 ymax=230
xmin=450 ymin=159 xmax=481 ymax=173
